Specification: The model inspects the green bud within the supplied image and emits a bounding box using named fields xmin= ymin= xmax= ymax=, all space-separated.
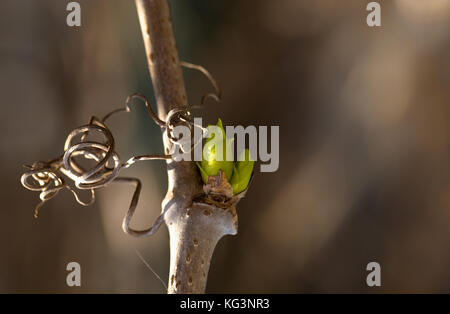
xmin=230 ymin=149 xmax=254 ymax=194
xmin=198 ymin=118 xmax=234 ymax=183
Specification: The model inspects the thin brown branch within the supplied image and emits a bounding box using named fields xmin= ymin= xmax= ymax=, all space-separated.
xmin=135 ymin=0 xmax=187 ymax=119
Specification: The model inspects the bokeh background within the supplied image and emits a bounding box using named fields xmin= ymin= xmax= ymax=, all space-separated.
xmin=1 ymin=0 xmax=450 ymax=293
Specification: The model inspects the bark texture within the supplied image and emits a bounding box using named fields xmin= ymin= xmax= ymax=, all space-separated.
xmin=135 ymin=0 xmax=238 ymax=294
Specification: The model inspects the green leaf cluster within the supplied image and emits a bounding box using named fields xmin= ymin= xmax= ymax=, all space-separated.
xmin=197 ymin=119 xmax=254 ymax=194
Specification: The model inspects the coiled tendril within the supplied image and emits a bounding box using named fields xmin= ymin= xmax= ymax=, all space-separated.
xmin=20 ymin=61 xmax=220 ymax=237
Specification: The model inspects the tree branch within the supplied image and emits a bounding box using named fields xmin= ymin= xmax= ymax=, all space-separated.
xmin=135 ymin=0 xmax=187 ymax=119
xmin=135 ymin=0 xmax=238 ymax=294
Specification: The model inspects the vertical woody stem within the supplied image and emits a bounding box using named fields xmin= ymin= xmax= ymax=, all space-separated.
xmin=135 ymin=0 xmax=187 ymax=119
xmin=135 ymin=0 xmax=237 ymax=294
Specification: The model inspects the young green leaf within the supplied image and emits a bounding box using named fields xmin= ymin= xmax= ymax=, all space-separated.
xmin=230 ymin=149 xmax=254 ymax=194
xmin=199 ymin=119 xmax=234 ymax=183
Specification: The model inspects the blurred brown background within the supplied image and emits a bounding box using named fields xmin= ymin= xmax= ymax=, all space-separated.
xmin=1 ymin=0 xmax=449 ymax=293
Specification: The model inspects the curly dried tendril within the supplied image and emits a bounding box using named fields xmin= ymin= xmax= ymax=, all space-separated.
xmin=181 ymin=61 xmax=222 ymax=105
xmin=107 ymin=94 xmax=208 ymax=155
xmin=21 ymin=162 xmax=95 ymax=218
xmin=20 ymin=115 xmax=169 ymax=236
xmin=62 ymin=123 xmax=121 ymax=189
xmin=165 ymin=108 xmax=208 ymax=155
xmin=20 ymin=62 xmax=221 ymax=237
